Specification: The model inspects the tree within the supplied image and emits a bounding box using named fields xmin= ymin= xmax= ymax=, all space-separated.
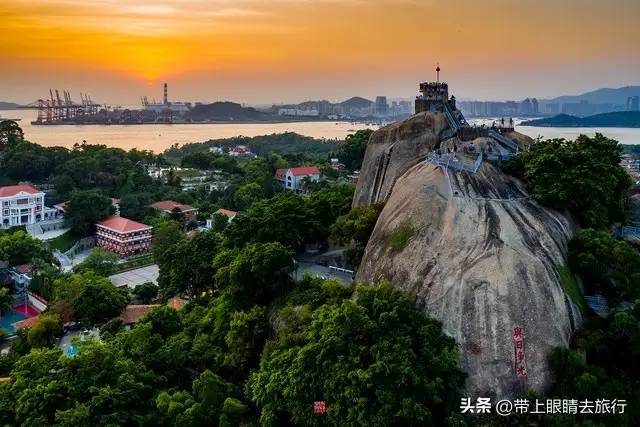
xmin=568 ymin=228 xmax=640 ymax=304
xmin=507 ymin=134 xmax=633 ymax=227
xmin=233 ymin=182 xmax=263 ymax=210
xmin=210 ymin=212 xmax=230 ymax=232
xmin=0 ymin=120 xmax=23 ymax=151
xmin=27 ymin=313 xmax=62 ymax=348
xmin=307 ymin=183 xmax=355 ymax=228
xmin=0 ymin=230 xmax=54 ymax=266
xmin=330 ymin=203 xmax=384 ymax=267
xmin=74 ymin=247 xmax=119 ymax=277
xmin=133 ymin=282 xmax=159 ymax=304
xmin=73 ymin=275 xmax=130 ymax=323
xmin=156 ymin=230 xmax=219 ymax=298
xmin=223 ymin=306 xmax=267 ymax=372
xmin=65 ymin=190 xmax=115 ymax=236
xmin=335 ymin=129 xmax=373 ymax=171
xmin=54 ymin=272 xmax=129 ymax=323
xmin=152 ymin=220 xmax=186 ymax=266
xmin=29 ymin=259 xmax=62 ymax=301
xmin=249 ymin=283 xmax=464 ymax=426
xmin=0 ymin=288 xmax=13 ymax=318
xmin=119 ymin=193 xmax=153 ymax=221
xmin=223 ymin=193 xmax=325 ymax=250
xmin=213 ymin=242 xmax=294 ymax=306
xmin=156 ymin=370 xmax=233 ymax=426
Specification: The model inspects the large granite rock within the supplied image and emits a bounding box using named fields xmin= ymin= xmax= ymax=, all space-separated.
xmin=353 ymin=112 xmax=448 ymax=207
xmin=354 ymin=114 xmax=581 ymax=398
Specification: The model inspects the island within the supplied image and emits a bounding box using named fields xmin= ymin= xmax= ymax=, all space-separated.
xmin=522 ymin=110 xmax=640 ymax=127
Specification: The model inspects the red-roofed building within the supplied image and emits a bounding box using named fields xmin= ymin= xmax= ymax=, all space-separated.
xmin=0 ymin=183 xmax=45 ymax=227
xmin=150 ymin=200 xmax=198 ymax=221
xmin=275 ymin=166 xmax=321 ymax=192
xmin=96 ymin=216 xmax=153 ymax=257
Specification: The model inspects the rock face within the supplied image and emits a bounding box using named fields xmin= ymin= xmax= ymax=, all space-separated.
xmin=355 ymin=113 xmax=581 ymax=398
xmin=353 ymin=112 xmax=448 ymax=207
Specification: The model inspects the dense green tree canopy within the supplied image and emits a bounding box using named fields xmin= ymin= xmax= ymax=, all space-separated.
xmin=569 ymin=229 xmax=640 ymax=304
xmin=0 ymin=120 xmax=23 ymax=152
xmin=72 ymin=275 xmax=130 ymax=323
xmin=223 ymin=193 xmax=325 ymax=250
xmin=334 ymin=129 xmax=373 ymax=171
xmin=27 ymin=313 xmax=63 ymax=348
xmin=213 ymin=242 xmax=293 ymax=306
xmin=249 ymin=283 xmax=464 ymax=426
xmin=507 ymin=133 xmax=632 ymax=227
xmin=119 ymin=192 xmax=154 ymax=221
xmin=65 ymin=190 xmax=115 ymax=236
xmin=74 ymin=247 xmax=120 ymax=277
xmin=133 ymin=282 xmax=159 ymax=304
xmin=155 ymin=227 xmax=219 ymax=298
xmin=0 ymin=229 xmax=54 ymax=266
xmin=53 ymin=272 xmax=129 ymax=323
xmin=0 ymin=288 xmax=13 ymax=318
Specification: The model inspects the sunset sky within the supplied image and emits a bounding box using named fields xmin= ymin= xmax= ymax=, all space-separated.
xmin=1 ymin=0 xmax=639 ymax=105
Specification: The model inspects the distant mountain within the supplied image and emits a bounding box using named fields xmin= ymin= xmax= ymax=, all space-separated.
xmin=543 ymin=86 xmax=640 ymax=105
xmin=521 ymin=111 xmax=640 ymax=127
xmin=340 ymin=97 xmax=373 ymax=109
xmin=186 ymin=102 xmax=271 ymax=121
xmin=0 ymin=101 xmax=20 ymax=110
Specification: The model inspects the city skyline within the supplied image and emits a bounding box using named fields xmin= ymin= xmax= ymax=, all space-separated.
xmin=1 ymin=0 xmax=639 ymax=105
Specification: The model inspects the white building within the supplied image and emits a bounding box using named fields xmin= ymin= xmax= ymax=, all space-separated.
xmin=275 ymin=166 xmax=321 ymax=192
xmin=0 ymin=184 xmax=53 ymax=228
xmin=278 ymin=108 xmax=320 ymax=117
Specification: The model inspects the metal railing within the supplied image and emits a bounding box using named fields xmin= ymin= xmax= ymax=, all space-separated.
xmin=426 ymin=151 xmax=483 ymax=174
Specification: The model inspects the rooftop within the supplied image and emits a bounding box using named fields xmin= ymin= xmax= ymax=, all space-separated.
xmin=289 ymin=166 xmax=321 ymax=176
xmin=122 ymin=298 xmax=186 ymax=324
xmin=215 ymin=208 xmax=237 ymax=218
xmin=97 ymin=216 xmax=152 ymax=233
xmin=150 ymin=200 xmax=197 ymax=213
xmin=0 ymin=184 xmax=41 ymax=198
xmin=121 ymin=304 xmax=160 ymax=324
xmin=12 ymin=316 xmax=39 ymax=330
xmin=13 ymin=264 xmax=33 ymax=274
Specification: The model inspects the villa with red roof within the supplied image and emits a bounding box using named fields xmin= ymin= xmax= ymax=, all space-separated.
xmin=275 ymin=166 xmax=321 ymax=192
xmin=150 ymin=200 xmax=198 ymax=222
xmin=96 ymin=216 xmax=153 ymax=257
xmin=0 ymin=183 xmax=60 ymax=228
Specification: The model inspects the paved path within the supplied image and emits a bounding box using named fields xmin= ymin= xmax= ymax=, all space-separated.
xmin=109 ymin=264 xmax=159 ymax=288
xmin=293 ymin=261 xmax=354 ymax=284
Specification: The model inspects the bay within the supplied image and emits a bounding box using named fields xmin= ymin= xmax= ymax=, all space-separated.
xmin=3 ymin=110 xmax=640 ymax=153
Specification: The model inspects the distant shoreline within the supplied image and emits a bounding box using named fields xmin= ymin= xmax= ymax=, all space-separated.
xmin=29 ymin=118 xmax=382 ymax=127
xmin=521 ymin=111 xmax=640 ymax=128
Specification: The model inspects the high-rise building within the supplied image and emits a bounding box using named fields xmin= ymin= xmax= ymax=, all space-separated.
xmin=627 ymin=96 xmax=639 ymax=111
xmin=375 ymin=96 xmax=389 ymax=116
